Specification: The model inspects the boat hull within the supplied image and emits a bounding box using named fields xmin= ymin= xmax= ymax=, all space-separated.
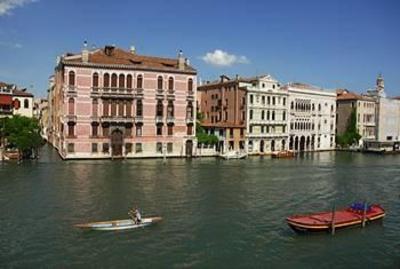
xmin=75 ymin=216 xmax=162 ymax=231
xmin=287 ymin=204 xmax=385 ymax=233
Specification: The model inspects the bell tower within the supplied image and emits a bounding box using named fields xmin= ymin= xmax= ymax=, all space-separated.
xmin=376 ymin=73 xmax=384 ymax=94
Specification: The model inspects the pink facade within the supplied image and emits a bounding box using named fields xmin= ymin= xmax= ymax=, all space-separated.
xmin=49 ymin=46 xmax=197 ymax=159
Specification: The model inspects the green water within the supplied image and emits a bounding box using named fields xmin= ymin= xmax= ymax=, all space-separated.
xmin=0 ymin=146 xmax=399 ymax=268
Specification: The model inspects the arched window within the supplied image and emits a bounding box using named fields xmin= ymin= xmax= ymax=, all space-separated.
xmin=103 ymin=73 xmax=110 ymax=88
xmin=261 ymin=110 xmax=265 ymax=120
xmin=157 ymin=76 xmax=163 ymax=90
xmin=167 ymin=100 xmax=174 ymax=117
xmin=291 ymin=101 xmax=294 ymax=110
xmin=127 ymin=74 xmax=132 ymax=89
xmin=283 ymin=111 xmax=286 ymax=121
xmin=188 ymin=78 xmax=193 ymax=92
xmin=136 ymin=100 xmax=143 ymax=116
xmin=92 ymin=98 xmax=98 ymax=116
xmin=24 ymin=99 xmax=29 ymax=108
xmin=92 ymin=73 xmax=99 ymax=88
xmin=118 ymin=100 xmax=124 ymax=116
xmin=272 ymin=111 xmax=275 ymax=120
xmin=137 ymin=74 xmax=143 ymax=89
xmin=267 ymin=110 xmax=270 ymax=120
xmin=186 ymin=101 xmax=193 ymax=118
xmin=119 ymin=74 xmax=125 ymax=88
xmin=68 ymin=98 xmax=75 ymax=115
xmin=111 ymin=73 xmax=117 ymax=88
xmin=111 ymin=100 xmax=117 ymax=116
xmin=103 ymin=99 xmax=109 ymax=116
xmin=156 ymin=100 xmax=163 ymax=117
xmin=168 ymin=77 xmax=174 ymax=91
xmin=68 ymin=71 xmax=75 ymax=86
xmin=126 ymin=101 xmax=132 ymax=117
xmin=318 ymin=104 xmax=321 ymax=111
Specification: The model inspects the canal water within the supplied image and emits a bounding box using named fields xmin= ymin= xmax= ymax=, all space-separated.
xmin=0 ymin=145 xmax=399 ymax=268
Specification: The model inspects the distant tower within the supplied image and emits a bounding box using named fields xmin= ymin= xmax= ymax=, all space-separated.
xmin=376 ymin=73 xmax=384 ymax=94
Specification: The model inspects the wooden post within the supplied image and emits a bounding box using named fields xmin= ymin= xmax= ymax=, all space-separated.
xmin=331 ymin=205 xmax=336 ymax=235
xmin=362 ymin=201 xmax=367 ymax=228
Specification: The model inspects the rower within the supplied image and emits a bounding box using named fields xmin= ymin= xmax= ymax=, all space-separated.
xmin=135 ymin=208 xmax=142 ymax=224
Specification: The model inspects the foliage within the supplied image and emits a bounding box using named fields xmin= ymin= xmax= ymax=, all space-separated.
xmin=196 ymin=112 xmax=219 ymax=145
xmin=336 ymin=108 xmax=361 ymax=147
xmin=1 ymin=115 xmax=42 ymax=158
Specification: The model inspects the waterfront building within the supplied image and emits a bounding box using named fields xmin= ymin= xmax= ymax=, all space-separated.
xmin=0 ymin=82 xmax=34 ymax=118
xmin=245 ymin=75 xmax=289 ymax=154
xmin=336 ymin=89 xmax=376 ymax=144
xmin=363 ymin=75 xmax=400 ymax=150
xmin=0 ymin=82 xmax=14 ymax=118
xmin=283 ymin=83 xmax=336 ymax=151
xmin=48 ymin=44 xmax=197 ymax=159
xmin=197 ymin=75 xmax=247 ymax=153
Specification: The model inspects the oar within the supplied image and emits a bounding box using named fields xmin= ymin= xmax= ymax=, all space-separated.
xmin=331 ymin=205 xmax=336 ymax=235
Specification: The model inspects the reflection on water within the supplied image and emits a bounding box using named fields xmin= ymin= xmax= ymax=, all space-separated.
xmin=0 ymin=145 xmax=399 ymax=268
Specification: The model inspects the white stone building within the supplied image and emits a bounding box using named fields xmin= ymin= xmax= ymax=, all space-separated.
xmin=284 ymin=83 xmax=336 ymax=151
xmin=12 ymin=89 xmax=34 ymax=118
xmin=243 ymin=75 xmax=289 ymax=154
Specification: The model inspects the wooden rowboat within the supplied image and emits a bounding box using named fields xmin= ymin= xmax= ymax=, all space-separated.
xmin=271 ymin=150 xmax=295 ymax=159
xmin=287 ymin=203 xmax=385 ymax=233
xmin=75 ymin=216 xmax=162 ymax=231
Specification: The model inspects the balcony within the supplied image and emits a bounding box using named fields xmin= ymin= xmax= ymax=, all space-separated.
xmin=100 ymin=115 xmax=134 ymax=123
xmin=135 ymin=116 xmax=143 ymax=123
xmin=167 ymin=116 xmax=175 ymax=124
xmin=155 ymin=116 xmax=164 ymax=124
xmin=66 ymin=86 xmax=77 ymax=97
xmin=186 ymin=117 xmax=194 ymax=124
xmin=90 ymin=87 xmax=101 ymax=97
xmin=136 ymin=88 xmax=144 ymax=97
xmin=101 ymin=87 xmax=134 ymax=99
xmin=65 ymin=115 xmax=77 ymax=122
xmin=167 ymin=90 xmax=175 ymax=100
xmin=156 ymin=88 xmax=164 ymax=95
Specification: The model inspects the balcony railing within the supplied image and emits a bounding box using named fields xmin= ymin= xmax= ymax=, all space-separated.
xmin=100 ymin=115 xmax=134 ymax=123
xmin=186 ymin=117 xmax=194 ymax=124
xmin=101 ymin=87 xmax=134 ymax=98
xmin=135 ymin=116 xmax=143 ymax=123
xmin=65 ymin=115 xmax=77 ymax=122
xmin=66 ymin=85 xmax=77 ymax=96
xmin=155 ymin=116 xmax=164 ymax=124
xmin=167 ymin=116 xmax=175 ymax=123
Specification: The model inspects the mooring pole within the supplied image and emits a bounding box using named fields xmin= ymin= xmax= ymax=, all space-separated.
xmin=331 ymin=205 xmax=336 ymax=235
xmin=362 ymin=201 xmax=367 ymax=228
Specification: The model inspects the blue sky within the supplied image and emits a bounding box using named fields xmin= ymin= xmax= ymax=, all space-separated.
xmin=0 ymin=0 xmax=399 ymax=97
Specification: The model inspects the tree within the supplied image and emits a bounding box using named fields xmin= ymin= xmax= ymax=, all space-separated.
xmin=336 ymin=108 xmax=361 ymax=147
xmin=196 ymin=112 xmax=219 ymax=146
xmin=2 ymin=115 xmax=43 ymax=158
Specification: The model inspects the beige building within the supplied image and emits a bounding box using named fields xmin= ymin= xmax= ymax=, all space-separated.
xmin=336 ymin=90 xmax=376 ymax=144
xmin=244 ymin=75 xmax=288 ymax=154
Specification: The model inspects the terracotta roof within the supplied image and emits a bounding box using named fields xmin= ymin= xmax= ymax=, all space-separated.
xmin=337 ymin=91 xmax=361 ymax=101
xmin=62 ymin=46 xmax=196 ymax=74
xmin=201 ymin=122 xmax=246 ymax=128
xmin=0 ymin=81 xmax=13 ymax=88
xmin=13 ymin=89 xmax=34 ymax=97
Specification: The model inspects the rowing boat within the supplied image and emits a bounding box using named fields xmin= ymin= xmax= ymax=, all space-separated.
xmin=75 ymin=216 xmax=162 ymax=231
xmin=287 ymin=203 xmax=385 ymax=233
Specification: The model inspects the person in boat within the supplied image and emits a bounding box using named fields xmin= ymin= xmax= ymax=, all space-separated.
xmin=135 ymin=208 xmax=142 ymax=224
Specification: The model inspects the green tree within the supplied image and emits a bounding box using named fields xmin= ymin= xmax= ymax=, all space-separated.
xmin=196 ymin=112 xmax=219 ymax=146
xmin=336 ymin=108 xmax=361 ymax=147
xmin=2 ymin=115 xmax=42 ymax=158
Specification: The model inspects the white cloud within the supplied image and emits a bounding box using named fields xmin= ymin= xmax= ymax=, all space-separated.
xmin=201 ymin=49 xmax=250 ymax=67
xmin=0 ymin=0 xmax=37 ymax=16
xmin=0 ymin=41 xmax=22 ymax=48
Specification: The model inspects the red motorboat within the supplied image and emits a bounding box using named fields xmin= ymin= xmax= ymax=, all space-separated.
xmin=287 ymin=203 xmax=385 ymax=233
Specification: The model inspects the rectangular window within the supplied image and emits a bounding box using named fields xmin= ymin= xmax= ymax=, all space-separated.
xmin=125 ymin=126 xmax=132 ymax=137
xmin=125 ymin=143 xmax=132 ymax=153
xmin=67 ymin=143 xmax=74 ymax=153
xmin=103 ymin=126 xmax=109 ymax=137
xmin=102 ymin=143 xmax=109 ymax=153
xmin=156 ymin=142 xmax=163 ymax=153
xmin=187 ymin=124 xmax=193 ymax=135
xmin=68 ymin=124 xmax=75 ymax=137
xmin=136 ymin=125 xmax=142 ymax=136
xmin=157 ymin=124 xmax=163 ymax=136
xmin=168 ymin=125 xmax=173 ymax=136
xmin=167 ymin=142 xmax=173 ymax=153
xmin=135 ymin=143 xmax=142 ymax=153
xmin=91 ymin=143 xmax=98 ymax=153
xmin=92 ymin=124 xmax=98 ymax=137
xmin=250 ymin=95 xmax=253 ymax=104
xmin=262 ymin=96 xmax=265 ymax=104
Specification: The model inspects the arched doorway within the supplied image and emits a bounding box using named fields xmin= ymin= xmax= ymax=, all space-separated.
xmin=186 ymin=140 xmax=193 ymax=157
xmin=260 ymin=140 xmax=265 ymax=153
xmin=300 ymin=136 xmax=305 ymax=151
xmin=111 ymin=129 xmax=123 ymax=157
xmin=271 ymin=140 xmax=275 ymax=152
xmin=281 ymin=139 xmax=286 ymax=151
xmin=289 ymin=136 xmax=293 ymax=150
xmin=306 ymin=136 xmax=310 ymax=151
xmin=295 ymin=136 xmax=299 ymax=151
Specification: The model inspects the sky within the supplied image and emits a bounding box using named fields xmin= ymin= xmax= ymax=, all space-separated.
xmin=0 ymin=0 xmax=399 ymax=98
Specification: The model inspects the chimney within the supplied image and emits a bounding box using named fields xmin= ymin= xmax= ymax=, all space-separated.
xmin=104 ymin=45 xmax=115 ymax=56
xmin=178 ymin=50 xmax=185 ymax=71
xmin=82 ymin=40 xmax=89 ymax=63
xmin=130 ymin=45 xmax=136 ymax=54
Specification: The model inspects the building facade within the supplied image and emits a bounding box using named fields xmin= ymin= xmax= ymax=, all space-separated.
xmin=0 ymin=82 xmax=14 ymax=118
xmin=48 ymin=45 xmax=197 ymax=159
xmin=197 ymin=75 xmax=247 ymax=152
xmin=13 ymin=89 xmax=34 ymax=118
xmin=336 ymin=90 xmax=376 ymax=144
xmin=245 ymin=75 xmax=289 ymax=154
xmin=284 ymin=83 xmax=336 ymax=151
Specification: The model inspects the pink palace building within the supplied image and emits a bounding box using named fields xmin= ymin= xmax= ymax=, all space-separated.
xmin=48 ymin=44 xmax=197 ymax=159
